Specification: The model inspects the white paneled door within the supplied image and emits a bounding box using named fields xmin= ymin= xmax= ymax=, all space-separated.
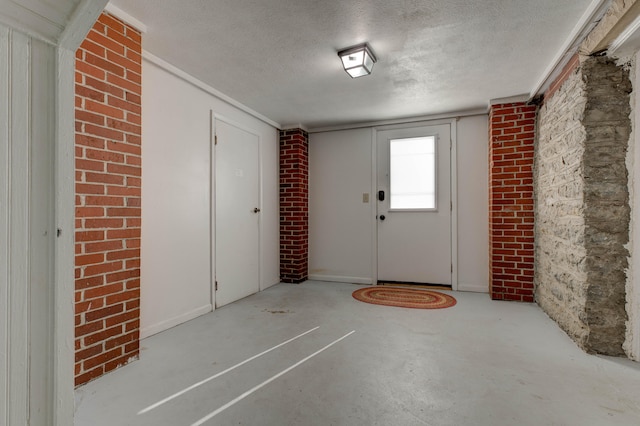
xmin=215 ymin=119 xmax=260 ymax=307
xmin=376 ymin=124 xmax=452 ymax=285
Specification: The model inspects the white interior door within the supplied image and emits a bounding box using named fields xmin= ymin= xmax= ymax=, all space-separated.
xmin=215 ymin=119 xmax=260 ymax=307
xmin=377 ymin=124 xmax=451 ymax=285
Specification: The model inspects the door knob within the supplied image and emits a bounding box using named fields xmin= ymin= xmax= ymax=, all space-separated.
xmin=379 ymin=214 xmax=385 ymax=221
xmin=253 ymin=208 xmax=261 ymax=213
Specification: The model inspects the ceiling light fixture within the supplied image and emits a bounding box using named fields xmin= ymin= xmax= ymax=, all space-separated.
xmin=338 ymin=43 xmax=377 ymax=78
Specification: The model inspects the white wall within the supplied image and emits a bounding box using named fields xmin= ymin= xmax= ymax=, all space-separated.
xmin=0 ymin=9 xmax=101 ymax=421
xmin=626 ymin=52 xmax=640 ymax=361
xmin=308 ymin=115 xmax=489 ymax=292
xmin=1 ymin=26 xmax=56 ymax=426
xmin=309 ymin=128 xmax=374 ymax=284
xmin=457 ymin=115 xmax=490 ymax=292
xmin=141 ymin=58 xmax=279 ymax=338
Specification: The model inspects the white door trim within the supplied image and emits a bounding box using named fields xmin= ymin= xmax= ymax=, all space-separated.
xmin=209 ymin=111 xmax=215 ymax=309
xmin=371 ymin=118 xmax=458 ymax=290
xmin=371 ymin=128 xmax=379 ymax=285
xmin=450 ymin=118 xmax=459 ymax=291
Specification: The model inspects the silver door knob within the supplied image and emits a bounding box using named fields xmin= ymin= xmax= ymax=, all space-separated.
xmin=253 ymin=208 xmax=261 ymax=213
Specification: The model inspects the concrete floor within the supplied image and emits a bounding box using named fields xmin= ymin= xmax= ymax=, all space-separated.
xmin=75 ymin=281 xmax=640 ymax=426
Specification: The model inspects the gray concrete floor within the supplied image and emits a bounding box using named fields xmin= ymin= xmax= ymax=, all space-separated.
xmin=75 ymin=281 xmax=640 ymax=426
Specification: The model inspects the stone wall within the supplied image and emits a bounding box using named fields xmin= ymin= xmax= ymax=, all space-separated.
xmin=536 ymin=63 xmax=589 ymax=345
xmin=582 ymin=57 xmax=631 ymax=353
xmin=536 ymin=56 xmax=631 ymax=355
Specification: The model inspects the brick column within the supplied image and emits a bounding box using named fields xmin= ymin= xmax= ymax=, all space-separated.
xmin=279 ymin=129 xmax=309 ymax=283
xmin=489 ymin=103 xmax=536 ymax=302
xmin=74 ymin=12 xmax=142 ymax=386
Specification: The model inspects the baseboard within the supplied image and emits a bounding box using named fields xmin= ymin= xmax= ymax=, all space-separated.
xmin=457 ymin=283 xmax=489 ymax=293
xmin=140 ymin=304 xmax=213 ymax=339
xmin=260 ymin=279 xmax=280 ymax=291
xmin=308 ymin=274 xmax=372 ymax=285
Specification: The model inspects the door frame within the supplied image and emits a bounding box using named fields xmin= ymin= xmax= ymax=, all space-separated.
xmin=211 ymin=112 xmax=263 ymax=308
xmin=370 ymin=118 xmax=458 ymax=290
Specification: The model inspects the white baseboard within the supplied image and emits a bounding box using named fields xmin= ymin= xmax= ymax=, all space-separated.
xmin=140 ymin=304 xmax=213 ymax=339
xmin=457 ymin=283 xmax=489 ymax=293
xmin=260 ymin=279 xmax=280 ymax=291
xmin=308 ymin=274 xmax=372 ymax=285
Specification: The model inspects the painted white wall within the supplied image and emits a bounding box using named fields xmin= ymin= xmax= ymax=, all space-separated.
xmin=141 ymin=57 xmax=279 ymax=338
xmin=0 ymin=1 xmax=105 ymax=424
xmin=308 ymin=116 xmax=489 ymax=292
xmin=0 ymin=26 xmax=54 ymax=426
xmin=457 ymin=115 xmax=490 ymax=292
xmin=625 ymin=52 xmax=640 ymax=361
xmin=309 ymin=128 xmax=375 ymax=284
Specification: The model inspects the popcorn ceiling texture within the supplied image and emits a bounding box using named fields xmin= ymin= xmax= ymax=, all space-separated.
xmin=108 ymin=0 xmax=594 ymax=128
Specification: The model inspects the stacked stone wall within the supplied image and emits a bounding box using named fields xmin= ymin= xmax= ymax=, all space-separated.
xmin=536 ymin=56 xmax=631 ymax=355
xmin=582 ymin=57 xmax=631 ymax=353
xmin=536 ymin=67 xmax=589 ymax=345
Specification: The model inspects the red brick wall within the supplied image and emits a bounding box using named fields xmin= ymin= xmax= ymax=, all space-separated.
xmin=280 ymin=129 xmax=309 ymax=283
xmin=74 ymin=12 xmax=142 ymax=386
xmin=489 ymin=103 xmax=536 ymax=302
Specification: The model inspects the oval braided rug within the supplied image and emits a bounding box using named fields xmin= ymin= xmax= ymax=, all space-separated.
xmin=352 ymin=287 xmax=456 ymax=309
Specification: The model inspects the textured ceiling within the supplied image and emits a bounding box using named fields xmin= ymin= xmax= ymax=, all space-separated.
xmin=111 ymin=0 xmax=596 ymax=129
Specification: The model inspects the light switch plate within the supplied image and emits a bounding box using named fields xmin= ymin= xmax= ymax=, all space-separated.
xmin=363 ymin=193 xmax=369 ymax=203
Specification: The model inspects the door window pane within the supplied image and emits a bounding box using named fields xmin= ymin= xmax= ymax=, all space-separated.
xmin=390 ymin=136 xmax=436 ymax=209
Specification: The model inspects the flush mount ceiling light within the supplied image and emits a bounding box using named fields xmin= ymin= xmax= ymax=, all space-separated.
xmin=338 ymin=43 xmax=377 ymax=78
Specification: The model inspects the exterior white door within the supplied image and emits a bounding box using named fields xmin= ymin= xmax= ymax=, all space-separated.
xmin=376 ymin=124 xmax=452 ymax=285
xmin=214 ymin=119 xmax=260 ymax=307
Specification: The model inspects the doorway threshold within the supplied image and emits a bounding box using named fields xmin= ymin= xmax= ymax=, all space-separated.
xmin=377 ymin=281 xmax=453 ymax=291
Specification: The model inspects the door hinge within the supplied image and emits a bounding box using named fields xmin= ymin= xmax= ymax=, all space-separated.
xmin=450 ymin=201 xmax=453 ymax=211
xmin=215 ymin=135 xmax=218 ymax=145
xmin=215 ymin=281 xmax=218 ymax=291
xmin=451 ymin=264 xmax=453 ymax=273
